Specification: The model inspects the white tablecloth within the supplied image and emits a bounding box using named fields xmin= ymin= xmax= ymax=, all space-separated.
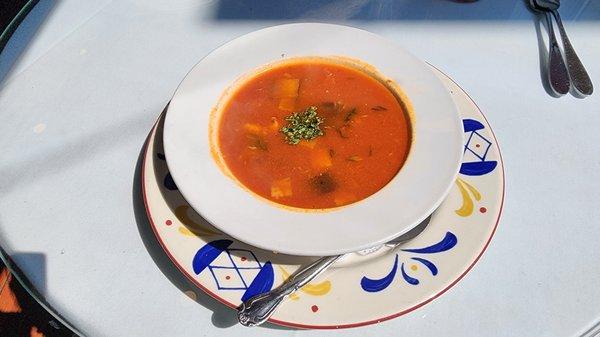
xmin=1 ymin=1 xmax=599 ymax=336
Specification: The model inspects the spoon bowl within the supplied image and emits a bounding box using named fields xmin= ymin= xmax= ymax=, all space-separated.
xmin=528 ymin=0 xmax=570 ymax=95
xmin=530 ymin=0 xmax=593 ymax=96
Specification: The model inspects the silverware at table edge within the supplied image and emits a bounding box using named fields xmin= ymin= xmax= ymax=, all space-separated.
xmin=237 ymin=217 xmax=431 ymax=327
xmin=530 ymin=0 xmax=593 ymax=96
xmin=529 ymin=0 xmax=570 ymax=95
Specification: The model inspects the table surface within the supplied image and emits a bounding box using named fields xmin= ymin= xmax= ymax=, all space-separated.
xmin=1 ymin=1 xmax=599 ymax=336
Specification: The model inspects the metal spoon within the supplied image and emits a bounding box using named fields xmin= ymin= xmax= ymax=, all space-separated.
xmin=531 ymin=0 xmax=593 ymax=96
xmin=529 ymin=0 xmax=570 ymax=95
xmin=237 ymin=217 xmax=431 ymax=327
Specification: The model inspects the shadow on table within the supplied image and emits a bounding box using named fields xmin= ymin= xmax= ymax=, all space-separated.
xmin=211 ymin=0 xmax=599 ymax=21
xmin=8 ymin=253 xmax=46 ymax=295
xmin=210 ymin=0 xmax=597 ymax=97
xmin=0 ymin=249 xmax=76 ymax=336
xmin=532 ymin=11 xmax=560 ymax=98
xmin=132 ymin=105 xmax=304 ymax=330
xmin=0 ymin=0 xmax=55 ymax=86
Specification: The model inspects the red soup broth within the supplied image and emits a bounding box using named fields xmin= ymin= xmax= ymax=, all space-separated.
xmin=215 ymin=59 xmax=411 ymax=209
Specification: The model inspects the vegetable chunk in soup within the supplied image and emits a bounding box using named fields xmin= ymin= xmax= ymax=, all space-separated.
xmin=216 ymin=58 xmax=411 ymax=209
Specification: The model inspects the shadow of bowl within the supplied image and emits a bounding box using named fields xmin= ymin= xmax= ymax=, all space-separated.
xmin=132 ymin=105 xmax=298 ymax=330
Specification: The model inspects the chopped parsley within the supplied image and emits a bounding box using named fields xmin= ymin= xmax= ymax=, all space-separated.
xmin=280 ymin=106 xmax=324 ymax=145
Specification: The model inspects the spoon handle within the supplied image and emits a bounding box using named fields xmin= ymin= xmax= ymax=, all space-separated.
xmin=545 ymin=12 xmax=570 ymax=95
xmin=237 ymin=254 xmax=342 ymax=327
xmin=551 ymin=9 xmax=594 ymax=96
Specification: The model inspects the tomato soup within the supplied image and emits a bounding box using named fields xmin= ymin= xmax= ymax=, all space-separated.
xmin=215 ymin=58 xmax=411 ymax=209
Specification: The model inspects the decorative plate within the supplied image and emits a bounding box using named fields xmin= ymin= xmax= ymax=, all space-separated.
xmin=141 ymin=66 xmax=504 ymax=329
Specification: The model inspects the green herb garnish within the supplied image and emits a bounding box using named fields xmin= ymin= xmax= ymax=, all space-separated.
xmin=280 ymin=106 xmax=324 ymax=145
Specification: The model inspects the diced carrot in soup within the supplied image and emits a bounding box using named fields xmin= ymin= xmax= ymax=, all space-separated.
xmin=269 ymin=117 xmax=279 ymax=131
xmin=273 ymin=78 xmax=299 ymax=98
xmin=334 ymin=191 xmax=357 ymax=206
xmin=311 ymin=148 xmax=332 ymax=169
xmin=271 ymin=178 xmax=292 ymax=199
xmin=278 ymin=97 xmax=296 ymax=111
xmin=217 ymin=59 xmax=411 ymax=209
xmin=243 ymin=123 xmax=263 ymax=134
